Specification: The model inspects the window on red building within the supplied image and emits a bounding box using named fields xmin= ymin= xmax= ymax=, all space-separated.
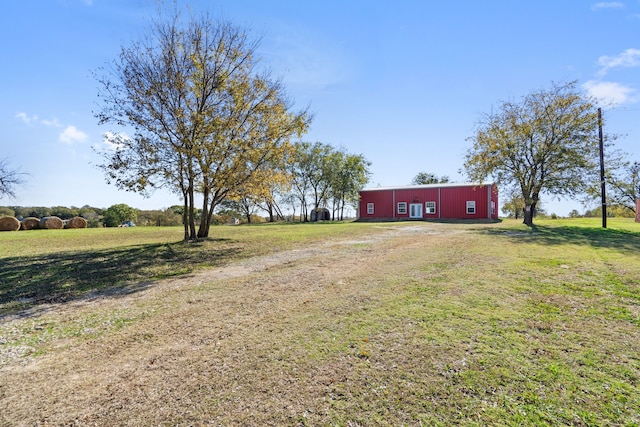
xmin=425 ymin=201 xmax=436 ymax=214
xmin=466 ymin=201 xmax=476 ymax=214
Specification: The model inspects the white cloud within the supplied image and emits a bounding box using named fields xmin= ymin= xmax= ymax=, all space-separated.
xmin=41 ymin=118 xmax=63 ymax=128
xmin=16 ymin=112 xmax=66 ymax=129
xmin=583 ymin=80 xmax=637 ymax=105
xmin=100 ymin=131 xmax=130 ymax=150
xmin=597 ymin=48 xmax=640 ymax=75
xmin=591 ymin=2 xmax=624 ymax=11
xmin=15 ymin=112 xmax=38 ymax=125
xmin=59 ymin=126 xmax=89 ymax=144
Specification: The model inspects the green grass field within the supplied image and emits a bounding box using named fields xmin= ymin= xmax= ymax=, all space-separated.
xmin=1 ymin=218 xmax=639 ymax=425
xmin=0 ymin=221 xmax=380 ymax=315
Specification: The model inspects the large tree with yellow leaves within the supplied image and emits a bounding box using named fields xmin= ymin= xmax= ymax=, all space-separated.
xmin=95 ymin=9 xmax=310 ymax=240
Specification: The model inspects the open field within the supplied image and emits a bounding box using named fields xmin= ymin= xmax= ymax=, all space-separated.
xmin=1 ymin=218 xmax=639 ymax=425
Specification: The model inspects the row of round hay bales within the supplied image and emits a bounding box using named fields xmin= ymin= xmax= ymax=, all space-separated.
xmin=0 ymin=216 xmax=88 ymax=231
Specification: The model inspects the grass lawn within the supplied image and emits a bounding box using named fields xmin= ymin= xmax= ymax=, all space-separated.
xmin=0 ymin=221 xmax=380 ymax=316
xmin=1 ymin=218 xmax=639 ymax=425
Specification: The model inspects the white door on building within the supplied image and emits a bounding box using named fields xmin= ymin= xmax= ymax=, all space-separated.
xmin=409 ymin=203 xmax=423 ymax=218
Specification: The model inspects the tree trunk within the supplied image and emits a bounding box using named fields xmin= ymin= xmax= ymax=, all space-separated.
xmin=182 ymin=195 xmax=189 ymax=241
xmin=298 ymin=195 xmax=308 ymax=222
xmin=523 ymin=200 xmax=538 ymax=227
xmin=273 ymin=202 xmax=284 ymax=221
xmin=523 ymin=205 xmax=533 ymax=226
xmin=522 ymin=190 xmax=539 ymax=227
xmin=267 ymin=201 xmax=274 ymax=222
xmin=197 ymin=188 xmax=210 ymax=239
xmin=199 ymin=195 xmax=220 ymax=239
xmin=187 ymin=181 xmax=197 ymax=240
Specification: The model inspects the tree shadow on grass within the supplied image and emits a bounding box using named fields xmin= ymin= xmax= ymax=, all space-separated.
xmin=0 ymin=239 xmax=241 ymax=320
xmin=474 ymin=224 xmax=640 ymax=254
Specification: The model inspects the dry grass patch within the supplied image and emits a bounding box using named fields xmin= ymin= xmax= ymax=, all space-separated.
xmin=1 ymin=219 xmax=639 ymax=425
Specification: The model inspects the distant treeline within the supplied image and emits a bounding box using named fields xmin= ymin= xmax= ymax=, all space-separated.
xmin=0 ymin=204 xmax=276 ymax=228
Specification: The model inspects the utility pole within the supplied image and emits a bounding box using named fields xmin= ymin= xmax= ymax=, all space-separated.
xmin=598 ymin=107 xmax=607 ymax=228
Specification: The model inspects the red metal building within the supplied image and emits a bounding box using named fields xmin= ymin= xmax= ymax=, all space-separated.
xmin=358 ymin=183 xmax=498 ymax=221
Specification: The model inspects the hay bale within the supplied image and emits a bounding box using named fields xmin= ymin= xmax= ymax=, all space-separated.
xmin=0 ymin=216 xmax=21 ymax=232
xmin=65 ymin=216 xmax=88 ymax=229
xmin=39 ymin=216 xmax=64 ymax=230
xmin=20 ymin=217 xmax=40 ymax=230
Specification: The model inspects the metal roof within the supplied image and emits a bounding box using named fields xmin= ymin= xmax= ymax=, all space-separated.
xmin=361 ymin=182 xmax=493 ymax=191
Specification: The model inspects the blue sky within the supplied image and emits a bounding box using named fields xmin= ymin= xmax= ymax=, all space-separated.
xmin=2 ymin=1 xmax=639 ymax=215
